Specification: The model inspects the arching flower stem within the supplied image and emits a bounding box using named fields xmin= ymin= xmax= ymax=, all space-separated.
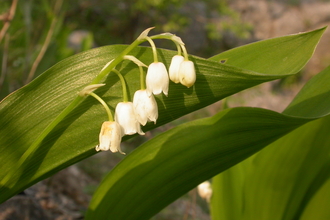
xmin=139 ymin=66 xmax=146 ymax=90
xmin=112 ymin=69 xmax=129 ymax=103
xmin=176 ymin=42 xmax=182 ymax=56
xmin=89 ymin=92 xmax=114 ymax=122
xmin=181 ymin=44 xmax=189 ymax=61
xmin=145 ymin=36 xmax=158 ymax=63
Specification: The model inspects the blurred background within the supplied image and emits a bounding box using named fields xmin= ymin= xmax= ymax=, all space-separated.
xmin=0 ymin=0 xmax=330 ymax=219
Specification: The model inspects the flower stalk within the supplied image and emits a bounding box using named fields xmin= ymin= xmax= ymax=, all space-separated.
xmin=112 ymin=69 xmax=129 ymax=102
xmin=146 ymin=36 xmax=158 ymax=63
xmin=139 ymin=66 xmax=146 ymax=90
xmin=89 ymin=92 xmax=113 ymax=122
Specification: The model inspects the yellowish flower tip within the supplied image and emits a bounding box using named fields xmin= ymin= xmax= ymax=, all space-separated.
xmin=115 ymin=102 xmax=145 ymax=135
xmin=137 ymin=27 xmax=155 ymax=41
xmin=197 ymin=181 xmax=212 ymax=203
xmin=133 ymin=89 xmax=158 ymax=126
xmin=124 ymin=55 xmax=148 ymax=67
xmin=79 ymin=84 xmax=106 ymax=97
xmin=179 ymin=60 xmax=196 ymax=88
xmin=146 ymin=62 xmax=169 ymax=97
xmin=96 ymin=121 xmax=125 ymax=155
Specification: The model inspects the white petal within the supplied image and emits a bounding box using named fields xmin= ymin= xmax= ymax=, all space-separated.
xmin=133 ymin=90 xmax=158 ymax=126
xmin=169 ymin=55 xmax=184 ymax=83
xmin=146 ymin=62 xmax=169 ymax=96
xmin=197 ymin=181 xmax=212 ymax=202
xmin=109 ymin=122 xmax=125 ymax=154
xmin=133 ymin=90 xmax=148 ymax=125
xmin=179 ymin=61 xmax=196 ymax=88
xmin=96 ymin=121 xmax=124 ymax=154
xmin=115 ymin=102 xmax=145 ymax=135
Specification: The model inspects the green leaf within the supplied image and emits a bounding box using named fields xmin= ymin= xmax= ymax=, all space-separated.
xmin=86 ymin=107 xmax=310 ymax=220
xmin=238 ymin=116 xmax=330 ymax=220
xmin=88 ymin=61 xmax=330 ymax=220
xmin=237 ymin=66 xmax=330 ymax=220
xmin=211 ymin=162 xmax=247 ymax=220
xmin=85 ymin=29 xmax=329 ymax=219
xmin=300 ymin=173 xmax=330 ymax=220
xmin=283 ymin=65 xmax=330 ymax=117
xmin=209 ymin=27 xmax=325 ymax=75
xmin=211 ymin=70 xmax=330 ymax=219
xmin=0 ymin=28 xmax=325 ymax=204
xmin=210 ymin=116 xmax=330 ymax=220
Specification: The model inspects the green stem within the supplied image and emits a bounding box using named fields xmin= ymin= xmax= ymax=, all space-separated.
xmin=112 ymin=69 xmax=129 ymax=102
xmin=181 ymin=44 xmax=189 ymax=61
xmin=91 ymin=38 xmax=145 ymax=84
xmin=150 ymin=34 xmax=178 ymax=41
xmin=176 ymin=42 xmax=182 ymax=56
xmin=146 ymin=36 xmax=158 ymax=63
xmin=139 ymin=66 xmax=146 ymax=90
xmin=90 ymin=92 xmax=113 ymax=121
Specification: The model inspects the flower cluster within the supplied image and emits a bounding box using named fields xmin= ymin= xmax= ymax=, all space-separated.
xmin=80 ymin=28 xmax=196 ymax=155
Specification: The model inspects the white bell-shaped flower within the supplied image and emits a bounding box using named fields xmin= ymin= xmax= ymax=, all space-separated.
xmin=146 ymin=62 xmax=169 ymax=96
xmin=197 ymin=181 xmax=212 ymax=203
xmin=115 ymin=102 xmax=145 ymax=135
xmin=96 ymin=121 xmax=124 ymax=154
xmin=133 ymin=89 xmax=158 ymax=126
xmin=179 ymin=60 xmax=196 ymax=88
xmin=169 ymin=55 xmax=184 ymax=83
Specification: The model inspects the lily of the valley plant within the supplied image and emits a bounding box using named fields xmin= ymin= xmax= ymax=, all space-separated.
xmin=1 ymin=24 xmax=327 ymax=220
xmin=79 ymin=27 xmax=196 ymax=154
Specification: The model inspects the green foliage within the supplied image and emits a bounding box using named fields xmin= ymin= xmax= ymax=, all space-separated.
xmin=211 ymin=66 xmax=330 ymax=220
xmin=84 ymin=28 xmax=328 ymax=220
xmin=86 ymin=107 xmax=313 ymax=220
xmin=0 ymin=9 xmax=329 ymax=219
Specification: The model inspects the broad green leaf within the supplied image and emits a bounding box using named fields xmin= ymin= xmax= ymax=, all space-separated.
xmin=211 ymin=116 xmax=330 ymax=220
xmin=86 ymin=30 xmax=330 ymax=219
xmin=0 ymin=28 xmax=324 ymax=204
xmin=0 ymin=47 xmax=289 ymax=202
xmin=86 ymin=107 xmax=310 ymax=220
xmin=241 ymin=116 xmax=330 ymax=220
xmin=211 ymin=66 xmax=330 ymax=220
xmin=209 ymin=27 xmax=325 ymax=75
xmin=284 ymin=65 xmax=330 ymax=117
xmin=211 ymin=160 xmax=248 ymax=220
xmin=233 ymin=66 xmax=330 ymax=220
xmin=300 ymin=175 xmax=330 ymax=220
